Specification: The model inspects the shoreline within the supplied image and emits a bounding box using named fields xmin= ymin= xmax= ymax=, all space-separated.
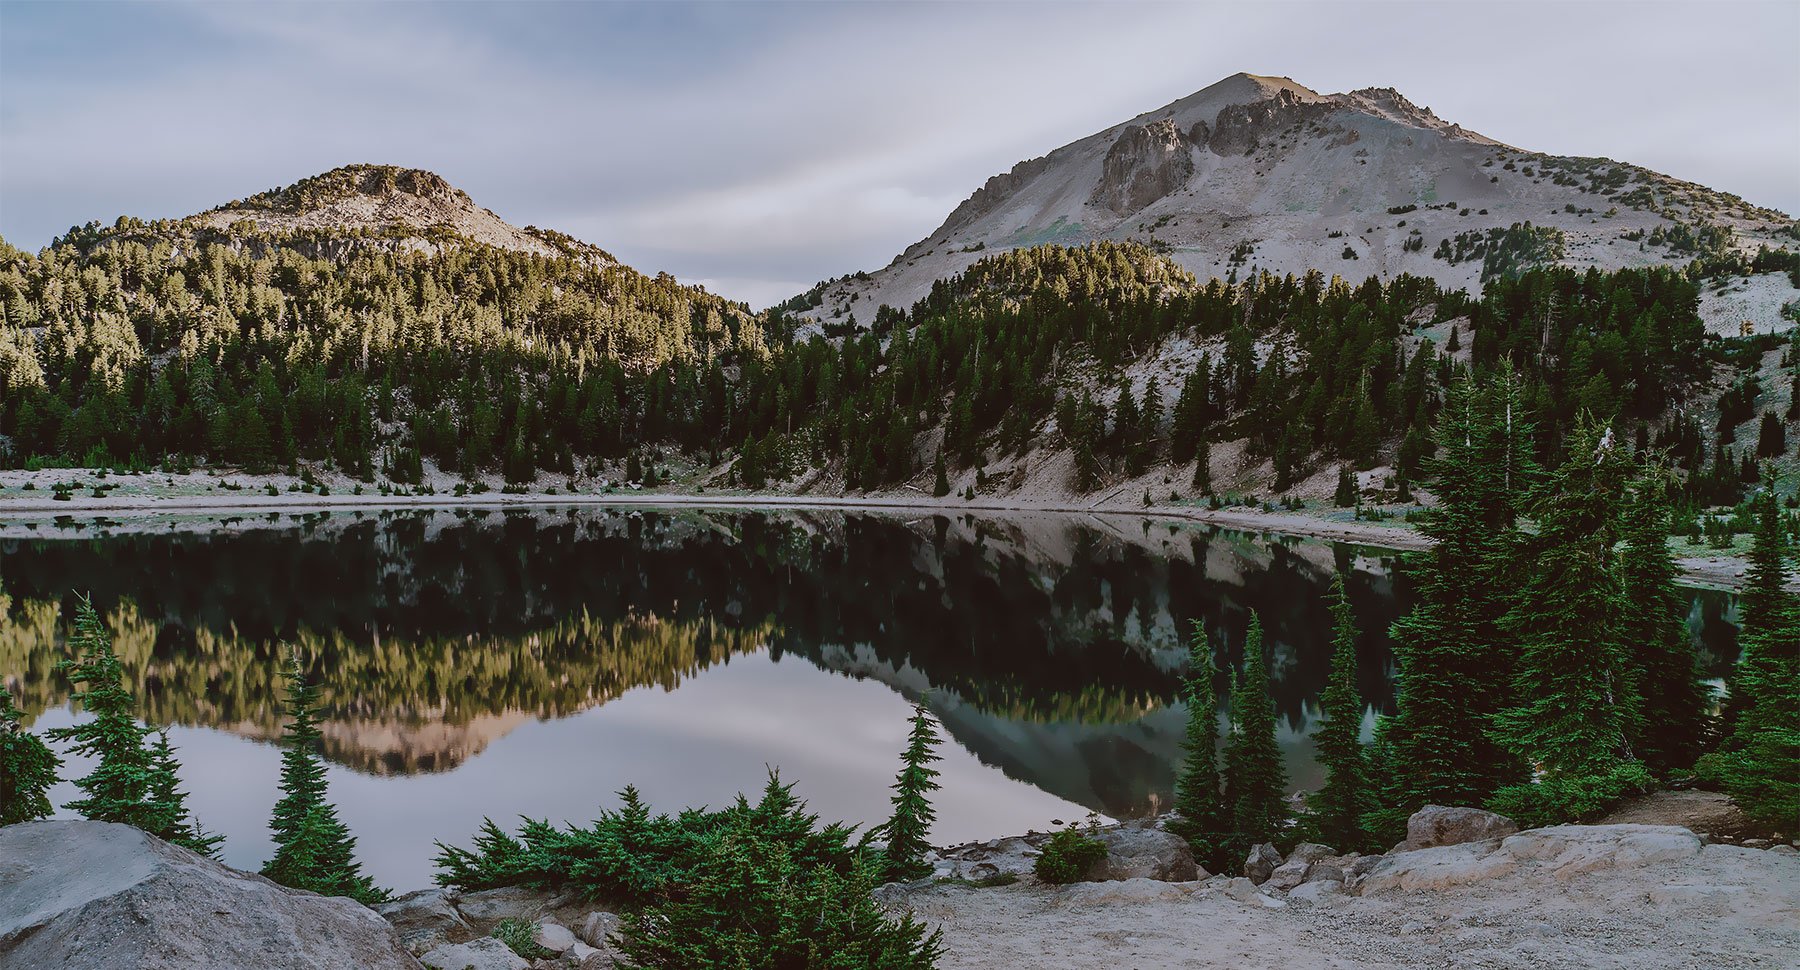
xmin=0 ymin=484 xmax=1767 ymax=591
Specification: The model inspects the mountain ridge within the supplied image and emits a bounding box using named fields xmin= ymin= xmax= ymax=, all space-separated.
xmin=793 ymin=73 xmax=1794 ymax=327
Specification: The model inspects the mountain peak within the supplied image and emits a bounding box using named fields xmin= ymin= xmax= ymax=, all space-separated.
xmin=190 ymin=164 xmax=609 ymax=262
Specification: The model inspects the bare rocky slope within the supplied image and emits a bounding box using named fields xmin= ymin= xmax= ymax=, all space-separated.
xmin=79 ymin=163 xmax=616 ymax=265
xmin=795 ymin=73 xmax=1796 ymax=327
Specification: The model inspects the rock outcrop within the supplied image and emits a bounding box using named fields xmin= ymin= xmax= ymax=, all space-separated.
xmin=1356 ymin=822 xmax=1704 ymax=894
xmin=1089 ymin=119 xmax=1195 ymax=214
xmin=1397 ymin=804 xmax=1519 ymax=850
xmin=0 ymin=820 xmax=420 ymax=970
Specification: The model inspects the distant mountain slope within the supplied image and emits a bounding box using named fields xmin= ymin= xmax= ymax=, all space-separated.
xmin=796 ymin=73 xmax=1794 ymax=327
xmin=61 ymin=163 xmax=615 ymax=265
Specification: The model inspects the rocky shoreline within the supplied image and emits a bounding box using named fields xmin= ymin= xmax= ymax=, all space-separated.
xmin=5 ymin=802 xmax=1797 ymax=970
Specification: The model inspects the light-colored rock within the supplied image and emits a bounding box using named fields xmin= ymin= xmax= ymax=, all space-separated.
xmin=456 ymin=886 xmax=549 ymax=925
xmin=1770 ymin=844 xmax=1799 ymax=857
xmin=1244 ymin=842 xmax=1282 ymax=884
xmin=0 ymin=820 xmax=420 ymax=970
xmin=577 ymin=911 xmax=623 ymax=957
xmin=1266 ymin=857 xmax=1311 ymax=891
xmin=1287 ymin=842 xmax=1337 ymax=864
xmin=1089 ymin=827 xmax=1199 ymax=882
xmin=533 ymin=921 xmax=577 ymax=953
xmin=1402 ymin=805 xmax=1518 ymax=850
xmin=1303 ymin=861 xmax=1346 ymax=884
xmin=1288 ymin=879 xmax=1347 ymax=905
xmin=1358 ymin=843 xmax=1519 ymax=893
xmin=1500 ymin=824 xmax=1702 ymax=882
xmin=377 ymin=888 xmax=472 ymax=956
xmin=1222 ymin=876 xmax=1260 ymax=902
xmin=937 ymin=836 xmax=1041 ymax=883
xmin=418 ymin=936 xmax=528 ymax=970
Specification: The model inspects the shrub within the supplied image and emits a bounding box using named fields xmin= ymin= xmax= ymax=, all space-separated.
xmin=492 ymin=918 xmax=551 ymax=960
xmin=1032 ymin=825 xmax=1106 ymax=885
xmin=1486 ymin=762 xmax=1654 ymax=829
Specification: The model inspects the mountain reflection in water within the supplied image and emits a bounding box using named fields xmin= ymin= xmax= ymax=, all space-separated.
xmin=0 ymin=507 xmax=1740 ymax=886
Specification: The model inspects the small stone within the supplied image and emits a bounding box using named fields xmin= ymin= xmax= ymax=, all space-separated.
xmin=1769 ymin=844 xmax=1799 ymax=857
xmin=1223 ymin=876 xmax=1260 ymax=902
xmin=533 ymin=921 xmax=577 ymax=953
xmin=1266 ymin=857 xmax=1311 ymax=891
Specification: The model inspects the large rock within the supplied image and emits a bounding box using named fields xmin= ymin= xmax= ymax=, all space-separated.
xmin=1244 ymin=843 xmax=1282 ymax=884
xmin=935 ymin=836 xmax=1041 ymax=883
xmin=1357 ymin=823 xmax=1706 ymax=895
xmin=1400 ymin=805 xmax=1518 ymax=851
xmin=1265 ymin=857 xmax=1312 ymax=891
xmin=1088 ymin=826 xmax=1199 ymax=882
xmin=0 ymin=820 xmax=420 ymax=970
xmin=376 ymin=888 xmax=472 ymax=956
xmin=418 ymin=936 xmax=527 ymax=970
xmin=455 ymin=886 xmax=550 ymax=925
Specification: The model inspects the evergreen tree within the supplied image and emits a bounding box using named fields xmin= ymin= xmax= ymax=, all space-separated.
xmin=1310 ymin=575 xmax=1374 ymax=852
xmin=1490 ymin=422 xmax=1641 ymax=779
xmin=1334 ymin=466 xmax=1357 ymax=508
xmin=1222 ymin=613 xmax=1287 ymax=852
xmin=880 ymin=704 xmax=943 ymax=881
xmin=1192 ymin=437 xmax=1212 ymax=494
xmin=1617 ymin=477 xmax=1710 ymax=775
xmin=1697 ymin=467 xmax=1799 ymax=827
xmin=46 ymin=596 xmax=159 ymax=830
xmin=1168 ymin=620 xmax=1231 ymax=871
xmin=1 ymin=683 xmax=60 ymax=825
xmin=1367 ymin=374 xmax=1534 ymax=842
xmin=148 ymin=731 xmax=223 ymax=858
xmin=263 ymin=651 xmax=386 ymax=903
xmin=931 ymin=451 xmax=949 ymax=498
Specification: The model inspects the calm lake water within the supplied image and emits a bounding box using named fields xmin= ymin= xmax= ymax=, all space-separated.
xmin=0 ymin=507 xmax=1742 ymax=887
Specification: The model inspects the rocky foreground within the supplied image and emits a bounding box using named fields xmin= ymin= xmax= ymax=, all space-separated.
xmin=2 ymin=808 xmax=1796 ymax=970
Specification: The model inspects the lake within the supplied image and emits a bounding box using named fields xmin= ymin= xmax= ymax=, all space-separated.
xmin=0 ymin=506 xmax=1743 ymax=887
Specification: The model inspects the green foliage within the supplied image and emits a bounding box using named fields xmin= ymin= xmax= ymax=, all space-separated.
xmin=614 ymin=824 xmax=943 ymax=970
xmin=0 ymin=684 xmax=60 ymax=824
xmin=434 ymin=772 xmax=867 ymax=907
xmin=1491 ymin=420 xmax=1639 ymax=777
xmin=1696 ymin=467 xmax=1800 ymax=828
xmin=491 ymin=918 xmax=552 ymax=960
xmin=1222 ymin=613 xmax=1287 ymax=852
xmin=1167 ymin=620 xmax=1231 ymax=871
xmin=1617 ymin=478 xmax=1711 ymax=775
xmin=1369 ymin=375 xmax=1533 ymax=838
xmin=881 ymin=705 xmax=943 ymax=881
xmin=262 ymin=650 xmax=386 ymax=903
xmin=1310 ymin=575 xmax=1375 ymax=852
xmin=1032 ymin=825 xmax=1107 ymax=885
xmin=1487 ymin=762 xmax=1654 ymax=829
xmin=45 ymin=595 xmax=219 ymax=856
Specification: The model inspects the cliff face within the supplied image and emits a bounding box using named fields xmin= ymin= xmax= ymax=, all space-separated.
xmin=795 ymin=73 xmax=1794 ymax=331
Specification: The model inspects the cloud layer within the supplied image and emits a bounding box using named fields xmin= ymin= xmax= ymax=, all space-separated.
xmin=3 ymin=1 xmax=1796 ymax=308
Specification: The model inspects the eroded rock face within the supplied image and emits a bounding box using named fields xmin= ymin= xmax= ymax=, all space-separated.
xmin=1401 ymin=805 xmax=1519 ymax=850
xmin=1089 ymin=119 xmax=1195 ymax=214
xmin=1206 ymin=88 xmax=1333 ymax=156
xmin=0 ymin=820 xmax=420 ymax=970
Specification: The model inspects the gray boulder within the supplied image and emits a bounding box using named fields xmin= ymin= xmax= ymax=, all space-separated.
xmin=418 ymin=936 xmax=527 ymax=970
xmin=1089 ymin=827 xmax=1200 ymax=882
xmin=1399 ymin=805 xmax=1518 ymax=851
xmin=376 ymin=888 xmax=472 ymax=956
xmin=455 ymin=886 xmax=551 ymax=925
xmin=1265 ymin=857 xmax=1312 ymax=891
xmin=1244 ymin=842 xmax=1282 ymax=884
xmin=0 ymin=820 xmax=420 ymax=970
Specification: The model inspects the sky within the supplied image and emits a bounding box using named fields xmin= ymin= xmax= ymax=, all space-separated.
xmin=2 ymin=1 xmax=1797 ymax=309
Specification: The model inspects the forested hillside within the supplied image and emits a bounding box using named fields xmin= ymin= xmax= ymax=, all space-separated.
xmin=2 ymin=169 xmax=1798 ymax=521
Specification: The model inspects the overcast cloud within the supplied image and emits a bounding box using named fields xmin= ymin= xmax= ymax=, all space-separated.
xmin=2 ymin=0 xmax=1796 ymax=308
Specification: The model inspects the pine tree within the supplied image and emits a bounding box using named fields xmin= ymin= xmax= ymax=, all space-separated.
xmin=148 ymin=730 xmax=223 ymax=857
xmin=1168 ymin=620 xmax=1231 ymax=871
xmin=1 ymin=683 xmax=60 ymax=825
xmin=1334 ymin=466 xmax=1357 ymax=508
xmin=1490 ymin=422 xmax=1641 ymax=779
xmin=263 ymin=651 xmax=386 ymax=903
xmin=881 ymin=704 xmax=943 ymax=881
xmin=46 ymin=596 xmax=159 ymax=830
xmin=1310 ymin=575 xmax=1374 ymax=852
xmin=1697 ymin=467 xmax=1799 ymax=827
xmin=1222 ymin=613 xmax=1287 ymax=853
xmin=1617 ymin=477 xmax=1710 ymax=775
xmin=1192 ymin=437 xmax=1212 ymax=494
xmin=1367 ymin=374 xmax=1534 ymax=842
xmin=932 ymin=451 xmax=949 ymax=498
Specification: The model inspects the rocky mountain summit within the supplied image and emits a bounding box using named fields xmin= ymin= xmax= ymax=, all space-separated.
xmin=73 ymin=164 xmax=615 ymax=264
xmin=796 ymin=72 xmax=1795 ymax=327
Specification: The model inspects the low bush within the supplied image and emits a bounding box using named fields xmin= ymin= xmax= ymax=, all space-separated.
xmin=1032 ymin=825 xmax=1106 ymax=885
xmin=1486 ymin=762 xmax=1654 ymax=829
